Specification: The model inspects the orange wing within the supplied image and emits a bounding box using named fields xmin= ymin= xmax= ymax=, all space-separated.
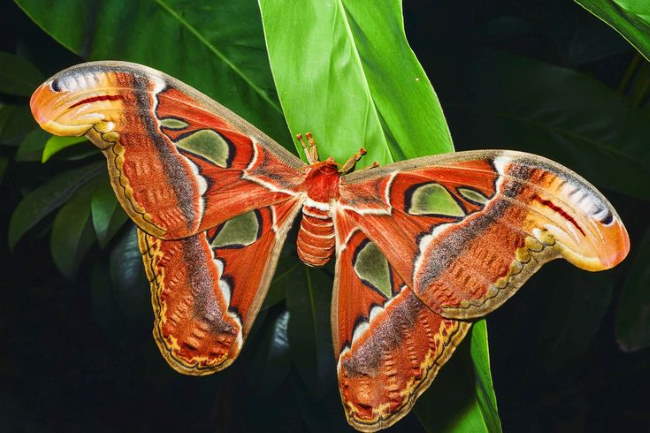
xmin=332 ymin=217 xmax=470 ymax=431
xmin=338 ymin=150 xmax=629 ymax=319
xmin=31 ymin=61 xmax=306 ymax=239
xmin=138 ymin=199 xmax=302 ymax=375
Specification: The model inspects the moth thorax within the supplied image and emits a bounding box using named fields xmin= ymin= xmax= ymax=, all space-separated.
xmin=296 ymin=205 xmax=335 ymax=267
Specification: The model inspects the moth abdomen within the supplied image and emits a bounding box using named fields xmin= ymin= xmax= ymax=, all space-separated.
xmin=297 ymin=204 xmax=335 ymax=266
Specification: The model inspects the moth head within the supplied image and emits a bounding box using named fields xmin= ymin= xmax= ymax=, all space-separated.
xmin=30 ymin=64 xmax=131 ymax=140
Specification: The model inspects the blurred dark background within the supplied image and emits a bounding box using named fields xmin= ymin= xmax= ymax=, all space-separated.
xmin=1 ymin=1 xmax=649 ymax=432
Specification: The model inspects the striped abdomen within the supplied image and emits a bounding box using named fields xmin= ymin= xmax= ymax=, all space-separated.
xmin=297 ymin=204 xmax=335 ymax=266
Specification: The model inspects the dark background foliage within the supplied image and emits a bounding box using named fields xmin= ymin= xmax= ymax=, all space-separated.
xmin=1 ymin=1 xmax=649 ymax=432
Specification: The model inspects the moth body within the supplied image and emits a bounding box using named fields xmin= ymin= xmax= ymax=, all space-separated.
xmin=297 ymin=161 xmax=340 ymax=266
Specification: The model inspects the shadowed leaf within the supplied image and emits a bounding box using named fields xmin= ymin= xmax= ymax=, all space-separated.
xmin=616 ymin=228 xmax=650 ymax=352
xmin=91 ymin=179 xmax=127 ymax=247
xmin=15 ymin=129 xmax=48 ymax=161
xmin=0 ymin=51 xmax=44 ymax=96
xmin=0 ymin=104 xmax=34 ymax=144
xmin=455 ymin=50 xmax=650 ymax=199
xmin=8 ymin=162 xmax=103 ymax=248
xmin=109 ymin=226 xmax=150 ymax=326
xmin=575 ymin=0 xmax=650 ymax=61
xmin=49 ymin=179 xmax=97 ymax=277
xmin=286 ymin=267 xmax=334 ymax=399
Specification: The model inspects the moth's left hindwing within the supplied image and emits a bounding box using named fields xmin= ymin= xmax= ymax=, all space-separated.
xmin=139 ymin=199 xmax=302 ymax=375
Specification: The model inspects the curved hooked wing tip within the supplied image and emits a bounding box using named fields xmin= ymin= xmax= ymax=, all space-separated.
xmin=30 ymin=65 xmax=130 ymax=137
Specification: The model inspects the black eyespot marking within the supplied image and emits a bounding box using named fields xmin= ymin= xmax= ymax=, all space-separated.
xmin=600 ymin=211 xmax=614 ymax=225
xmin=50 ymin=79 xmax=62 ymax=92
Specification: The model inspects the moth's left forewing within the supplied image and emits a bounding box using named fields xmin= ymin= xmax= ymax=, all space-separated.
xmin=139 ymin=198 xmax=302 ymax=375
xmin=340 ymin=150 xmax=629 ymax=320
xmin=31 ymin=62 xmax=306 ymax=240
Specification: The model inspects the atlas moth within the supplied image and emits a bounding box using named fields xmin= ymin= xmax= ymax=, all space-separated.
xmin=30 ymin=62 xmax=629 ymax=432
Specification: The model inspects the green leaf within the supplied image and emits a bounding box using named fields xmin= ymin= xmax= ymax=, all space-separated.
xmin=616 ymin=228 xmax=650 ymax=351
xmin=50 ymin=179 xmax=97 ymax=277
xmin=0 ymin=51 xmax=44 ymax=96
xmin=0 ymin=104 xmax=35 ymax=144
xmin=469 ymin=321 xmax=502 ymax=433
xmin=456 ymin=50 xmax=650 ymax=199
xmin=90 ymin=261 xmax=125 ymax=340
xmin=286 ymin=267 xmax=333 ymax=399
xmin=248 ymin=310 xmax=291 ymax=396
xmin=260 ymin=1 xmax=498 ymax=429
xmin=109 ymin=226 xmax=150 ymax=325
xmin=259 ymin=0 xmax=453 ymax=166
xmin=0 ymin=156 xmax=7 ymax=183
xmin=415 ymin=320 xmax=501 ymax=433
xmin=16 ymin=0 xmax=291 ymax=147
xmin=536 ymin=266 xmax=614 ymax=370
xmin=415 ymin=321 xmax=502 ymax=433
xmin=15 ymin=129 xmax=48 ymax=161
xmin=574 ymin=0 xmax=650 ymax=61
xmin=263 ymin=260 xmax=297 ymax=309
xmin=8 ymin=161 xmax=103 ymax=248
xmin=91 ymin=179 xmax=128 ymax=247
xmin=41 ymin=135 xmax=87 ymax=162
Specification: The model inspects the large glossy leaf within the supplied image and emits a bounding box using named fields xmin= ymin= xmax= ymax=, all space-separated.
xmin=469 ymin=321 xmax=502 ymax=433
xmin=49 ymin=178 xmax=97 ymax=277
xmin=259 ymin=0 xmax=453 ymax=166
xmin=15 ymin=0 xmax=291 ymax=146
xmin=248 ymin=310 xmax=291 ymax=396
xmin=109 ymin=226 xmax=150 ymax=326
xmin=15 ymin=128 xmax=48 ymax=161
xmin=90 ymin=179 xmax=128 ymax=248
xmin=455 ymin=50 xmax=650 ymax=199
xmin=260 ymin=1 xmax=498 ymax=430
xmin=574 ymin=0 xmax=650 ymax=61
xmin=536 ymin=266 xmax=615 ymax=370
xmin=0 ymin=104 xmax=34 ymax=145
xmin=616 ymin=228 xmax=650 ymax=352
xmin=8 ymin=161 xmax=103 ymax=248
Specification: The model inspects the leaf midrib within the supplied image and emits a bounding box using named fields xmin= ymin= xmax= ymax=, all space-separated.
xmin=335 ymin=0 xmax=395 ymax=163
xmin=154 ymin=0 xmax=282 ymax=113
xmin=573 ymin=0 xmax=650 ymax=62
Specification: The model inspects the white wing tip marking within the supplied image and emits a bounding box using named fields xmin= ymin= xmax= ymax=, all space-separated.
xmin=368 ymin=305 xmax=384 ymax=323
xmin=493 ymin=155 xmax=511 ymax=176
xmin=151 ymin=73 xmax=166 ymax=94
xmin=351 ymin=321 xmax=369 ymax=343
xmin=220 ymin=278 xmax=232 ymax=306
